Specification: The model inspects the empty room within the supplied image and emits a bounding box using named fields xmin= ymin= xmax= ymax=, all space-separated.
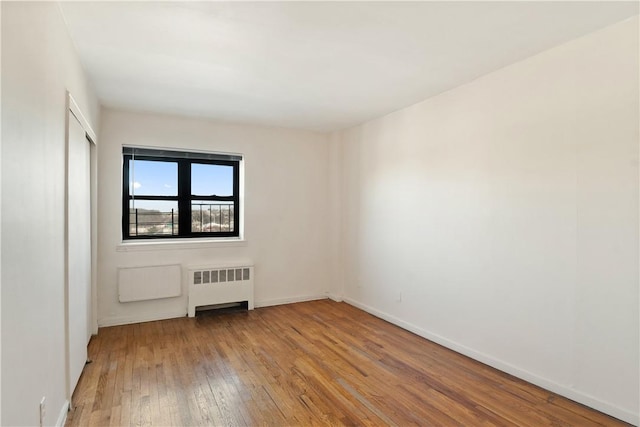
xmin=1 ymin=1 xmax=639 ymax=426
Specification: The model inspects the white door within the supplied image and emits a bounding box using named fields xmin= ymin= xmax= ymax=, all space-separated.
xmin=67 ymin=111 xmax=91 ymax=398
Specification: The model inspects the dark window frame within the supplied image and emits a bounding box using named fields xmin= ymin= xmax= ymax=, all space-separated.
xmin=122 ymin=150 xmax=240 ymax=240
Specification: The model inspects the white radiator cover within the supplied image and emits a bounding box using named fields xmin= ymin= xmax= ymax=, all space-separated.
xmin=118 ymin=264 xmax=182 ymax=302
xmin=187 ymin=262 xmax=254 ymax=317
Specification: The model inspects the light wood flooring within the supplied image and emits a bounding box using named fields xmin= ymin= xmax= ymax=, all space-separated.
xmin=66 ymin=299 xmax=628 ymax=426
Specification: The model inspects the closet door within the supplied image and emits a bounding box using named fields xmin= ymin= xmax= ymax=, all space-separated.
xmin=67 ymin=111 xmax=91 ymax=398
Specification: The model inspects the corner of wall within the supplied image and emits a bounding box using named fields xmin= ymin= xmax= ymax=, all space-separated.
xmin=327 ymin=132 xmax=344 ymax=300
xmin=0 ymin=2 xmax=3 ymax=422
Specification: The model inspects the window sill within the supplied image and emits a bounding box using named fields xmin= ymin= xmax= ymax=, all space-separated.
xmin=116 ymin=238 xmax=247 ymax=252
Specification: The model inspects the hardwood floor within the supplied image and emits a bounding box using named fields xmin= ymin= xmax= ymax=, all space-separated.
xmin=67 ymin=300 xmax=627 ymax=426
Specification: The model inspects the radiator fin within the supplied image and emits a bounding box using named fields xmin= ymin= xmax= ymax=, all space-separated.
xmin=192 ymin=266 xmax=254 ymax=285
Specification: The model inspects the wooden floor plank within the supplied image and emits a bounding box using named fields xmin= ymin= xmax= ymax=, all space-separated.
xmin=67 ymin=300 xmax=629 ymax=427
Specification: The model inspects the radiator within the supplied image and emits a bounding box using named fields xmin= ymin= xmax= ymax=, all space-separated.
xmin=118 ymin=264 xmax=182 ymax=302
xmin=187 ymin=262 xmax=254 ymax=317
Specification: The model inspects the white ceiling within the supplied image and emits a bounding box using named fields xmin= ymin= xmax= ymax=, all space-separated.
xmin=59 ymin=1 xmax=638 ymax=133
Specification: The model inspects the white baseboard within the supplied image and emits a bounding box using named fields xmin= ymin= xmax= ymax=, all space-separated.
xmin=98 ymin=296 xmax=330 ymax=327
xmin=56 ymin=400 xmax=70 ymax=427
xmin=342 ymin=297 xmax=638 ymax=426
xmin=255 ymin=294 xmax=327 ymax=308
xmin=98 ymin=309 xmax=187 ymax=327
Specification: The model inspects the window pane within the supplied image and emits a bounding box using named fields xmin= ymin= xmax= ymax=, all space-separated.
xmin=191 ymin=201 xmax=234 ymax=232
xmin=191 ymin=163 xmax=233 ymax=197
xmin=129 ymin=200 xmax=178 ymax=236
xmin=129 ymin=160 xmax=177 ymax=196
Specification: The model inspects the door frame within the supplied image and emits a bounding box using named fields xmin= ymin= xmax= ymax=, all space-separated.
xmin=64 ymin=92 xmax=98 ymax=404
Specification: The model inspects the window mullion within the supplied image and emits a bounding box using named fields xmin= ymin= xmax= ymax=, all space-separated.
xmin=122 ymin=155 xmax=131 ymax=239
xmin=177 ymin=159 xmax=191 ymax=237
xmin=233 ymin=162 xmax=240 ymax=233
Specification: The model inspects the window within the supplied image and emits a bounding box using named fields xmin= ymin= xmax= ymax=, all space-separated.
xmin=122 ymin=147 xmax=241 ymax=240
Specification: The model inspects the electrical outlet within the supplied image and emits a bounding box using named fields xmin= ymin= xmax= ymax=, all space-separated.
xmin=39 ymin=397 xmax=46 ymax=427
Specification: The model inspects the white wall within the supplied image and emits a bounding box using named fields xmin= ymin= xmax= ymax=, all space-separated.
xmin=333 ymin=17 xmax=639 ymax=424
xmin=97 ymin=109 xmax=330 ymax=326
xmin=1 ymin=2 xmax=100 ymax=426
xmin=0 ymin=3 xmax=4 ymax=422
